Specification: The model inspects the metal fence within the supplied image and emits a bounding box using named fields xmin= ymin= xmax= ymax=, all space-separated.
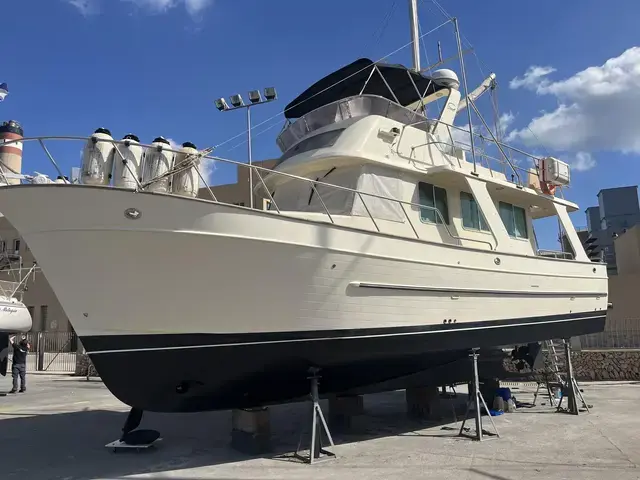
xmin=579 ymin=319 xmax=640 ymax=349
xmin=7 ymin=331 xmax=77 ymax=373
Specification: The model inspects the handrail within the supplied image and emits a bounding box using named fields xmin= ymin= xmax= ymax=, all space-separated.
xmin=209 ymin=153 xmax=495 ymax=250
xmin=537 ymin=249 xmax=574 ymax=260
xmin=2 ymin=135 xmax=496 ymax=251
xmin=401 ymin=118 xmax=536 ymax=183
xmin=401 ymin=120 xmax=569 ymax=200
xmin=276 ymin=94 xmax=432 ymax=153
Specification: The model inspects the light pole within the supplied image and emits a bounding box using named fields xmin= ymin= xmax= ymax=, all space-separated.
xmin=215 ymin=87 xmax=277 ymax=209
xmin=0 ymin=83 xmax=8 ymax=102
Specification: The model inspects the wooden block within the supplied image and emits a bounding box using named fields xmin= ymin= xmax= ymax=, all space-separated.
xmin=230 ymin=408 xmax=272 ymax=454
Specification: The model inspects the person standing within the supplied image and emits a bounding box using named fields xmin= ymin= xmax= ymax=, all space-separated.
xmin=9 ymin=334 xmax=29 ymax=393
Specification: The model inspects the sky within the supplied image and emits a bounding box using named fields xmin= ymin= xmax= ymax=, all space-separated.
xmin=1 ymin=0 xmax=639 ymax=248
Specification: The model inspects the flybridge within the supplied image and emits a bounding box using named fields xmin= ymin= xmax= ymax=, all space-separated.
xmin=283 ymin=58 xmax=455 ymax=119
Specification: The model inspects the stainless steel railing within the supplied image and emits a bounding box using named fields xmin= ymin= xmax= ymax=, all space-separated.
xmin=2 ymin=136 xmax=497 ymax=251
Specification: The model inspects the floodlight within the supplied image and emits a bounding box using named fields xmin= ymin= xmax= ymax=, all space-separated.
xmin=264 ymin=87 xmax=277 ymax=101
xmin=248 ymin=90 xmax=262 ymax=103
xmin=214 ymin=97 xmax=229 ymax=111
xmin=230 ymin=94 xmax=244 ymax=107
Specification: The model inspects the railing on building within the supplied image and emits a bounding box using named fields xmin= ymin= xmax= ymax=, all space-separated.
xmin=7 ymin=330 xmax=77 ymax=373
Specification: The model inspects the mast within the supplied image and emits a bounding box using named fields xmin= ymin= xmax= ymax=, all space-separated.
xmin=408 ymin=0 xmax=421 ymax=71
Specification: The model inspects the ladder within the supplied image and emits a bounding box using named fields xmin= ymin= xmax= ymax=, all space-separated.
xmin=533 ymin=339 xmax=563 ymax=406
xmin=533 ymin=339 xmax=590 ymax=414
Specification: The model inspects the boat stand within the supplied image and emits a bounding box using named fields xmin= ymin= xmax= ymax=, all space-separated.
xmin=556 ymin=339 xmax=590 ymax=415
xmin=106 ymin=408 xmax=162 ymax=452
xmin=458 ymin=349 xmax=500 ymax=441
xmin=294 ymin=367 xmax=336 ymax=464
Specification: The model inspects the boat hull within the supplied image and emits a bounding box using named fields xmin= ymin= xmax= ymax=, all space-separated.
xmin=0 ymin=185 xmax=608 ymax=412
xmin=83 ymin=312 xmax=603 ymax=412
xmin=0 ymin=298 xmax=31 ymax=333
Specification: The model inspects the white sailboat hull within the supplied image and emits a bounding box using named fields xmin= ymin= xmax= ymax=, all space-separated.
xmin=0 ymin=297 xmax=31 ymax=333
xmin=0 ymin=185 xmax=607 ymax=411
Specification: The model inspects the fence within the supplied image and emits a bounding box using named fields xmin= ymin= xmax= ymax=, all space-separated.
xmin=7 ymin=331 xmax=77 ymax=373
xmin=579 ymin=319 xmax=640 ymax=350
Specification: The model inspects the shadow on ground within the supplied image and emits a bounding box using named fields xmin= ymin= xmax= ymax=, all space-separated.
xmin=1 ymin=390 xmax=472 ymax=479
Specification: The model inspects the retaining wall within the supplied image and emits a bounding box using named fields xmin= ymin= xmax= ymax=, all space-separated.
xmin=572 ymin=350 xmax=640 ymax=381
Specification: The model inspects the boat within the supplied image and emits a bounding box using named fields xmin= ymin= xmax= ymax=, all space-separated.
xmin=0 ymin=250 xmax=32 ymax=334
xmin=0 ymin=1 xmax=607 ymax=412
xmin=0 ymin=250 xmax=35 ymax=377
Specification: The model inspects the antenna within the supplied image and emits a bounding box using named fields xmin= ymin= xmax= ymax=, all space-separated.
xmin=408 ymin=0 xmax=421 ymax=71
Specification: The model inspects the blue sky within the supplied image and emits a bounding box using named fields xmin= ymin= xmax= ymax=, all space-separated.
xmin=1 ymin=0 xmax=639 ymax=246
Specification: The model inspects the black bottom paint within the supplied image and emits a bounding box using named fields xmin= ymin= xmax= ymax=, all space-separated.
xmin=82 ymin=311 xmax=606 ymax=413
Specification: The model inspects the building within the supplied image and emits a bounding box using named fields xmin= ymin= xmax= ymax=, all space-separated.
xmin=0 ymin=159 xmax=278 ymax=334
xmin=0 ymin=215 xmax=68 ymax=332
xmin=197 ymin=159 xmax=277 ymax=207
xmin=580 ymin=224 xmax=640 ymax=348
xmin=582 ymin=186 xmax=640 ymax=274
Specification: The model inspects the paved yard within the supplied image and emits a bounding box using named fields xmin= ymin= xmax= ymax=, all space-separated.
xmin=1 ymin=374 xmax=639 ymax=479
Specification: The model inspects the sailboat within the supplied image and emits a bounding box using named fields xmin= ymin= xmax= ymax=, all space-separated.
xmin=0 ymin=1 xmax=607 ymax=412
xmin=0 ymin=250 xmax=34 ymax=377
xmin=0 ymin=251 xmax=32 ymax=334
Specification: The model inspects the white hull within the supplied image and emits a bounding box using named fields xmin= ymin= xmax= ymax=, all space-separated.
xmin=0 ymin=185 xmax=608 ymax=339
xmin=0 ymin=184 xmax=608 ymax=412
xmin=0 ymin=297 xmax=31 ymax=333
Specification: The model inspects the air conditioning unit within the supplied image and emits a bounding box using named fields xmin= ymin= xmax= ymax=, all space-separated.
xmin=540 ymin=157 xmax=571 ymax=186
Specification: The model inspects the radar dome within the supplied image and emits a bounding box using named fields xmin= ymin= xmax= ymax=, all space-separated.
xmin=431 ymin=69 xmax=460 ymax=89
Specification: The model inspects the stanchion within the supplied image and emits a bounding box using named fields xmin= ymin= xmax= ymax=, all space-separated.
xmin=458 ymin=348 xmax=500 ymax=441
xmin=294 ymin=367 xmax=336 ymax=464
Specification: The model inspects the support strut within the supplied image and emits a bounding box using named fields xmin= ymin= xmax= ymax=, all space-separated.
xmin=458 ymin=348 xmax=500 ymax=441
xmin=294 ymin=367 xmax=336 ymax=464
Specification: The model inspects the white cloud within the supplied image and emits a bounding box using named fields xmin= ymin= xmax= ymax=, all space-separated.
xmin=66 ymin=0 xmax=99 ymax=15
xmin=509 ymin=66 xmax=556 ymax=91
xmin=450 ymin=123 xmax=474 ymax=147
xmin=496 ymin=111 xmax=515 ymax=140
xmin=184 ymin=0 xmax=212 ymax=15
xmin=121 ymin=0 xmax=213 ymax=16
xmin=64 ymin=0 xmax=213 ymax=18
xmin=166 ymin=138 xmax=181 ymax=151
xmin=198 ymin=158 xmax=216 ymax=187
xmin=569 ymin=151 xmax=597 ymax=172
xmin=166 ymin=138 xmax=215 ymax=186
xmin=507 ymin=47 xmax=640 ymax=155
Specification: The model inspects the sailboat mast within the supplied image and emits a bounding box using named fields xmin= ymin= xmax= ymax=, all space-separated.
xmin=408 ymin=0 xmax=421 ymax=71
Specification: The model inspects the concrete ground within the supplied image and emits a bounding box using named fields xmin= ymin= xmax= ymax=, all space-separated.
xmin=1 ymin=373 xmax=639 ymax=480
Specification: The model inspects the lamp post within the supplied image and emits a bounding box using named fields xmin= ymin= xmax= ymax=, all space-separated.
xmin=215 ymin=87 xmax=277 ymax=209
xmin=0 ymin=83 xmax=8 ymax=102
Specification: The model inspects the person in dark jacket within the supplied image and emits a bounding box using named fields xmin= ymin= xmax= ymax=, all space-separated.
xmin=9 ymin=334 xmax=29 ymax=393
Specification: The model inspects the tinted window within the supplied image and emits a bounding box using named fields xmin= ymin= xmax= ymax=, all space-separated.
xmin=460 ymin=192 xmax=489 ymax=231
xmin=418 ymin=182 xmax=449 ymax=225
xmin=499 ymin=201 xmax=528 ymax=239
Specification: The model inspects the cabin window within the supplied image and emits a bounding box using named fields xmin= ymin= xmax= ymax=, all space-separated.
xmin=498 ymin=201 xmax=528 ymax=239
xmin=418 ymin=182 xmax=449 ymax=225
xmin=460 ymin=192 xmax=489 ymax=232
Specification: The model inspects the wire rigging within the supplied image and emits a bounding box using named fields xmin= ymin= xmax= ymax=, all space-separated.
xmin=213 ymin=19 xmax=453 ymax=153
xmin=360 ymin=0 xmax=399 ymax=58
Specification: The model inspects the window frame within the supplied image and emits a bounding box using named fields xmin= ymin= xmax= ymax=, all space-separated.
xmin=418 ymin=182 xmax=449 ymax=225
xmin=498 ymin=201 xmax=529 ymax=239
xmin=460 ymin=191 xmax=490 ymax=233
